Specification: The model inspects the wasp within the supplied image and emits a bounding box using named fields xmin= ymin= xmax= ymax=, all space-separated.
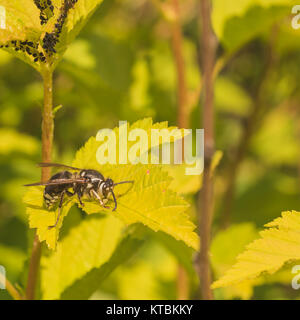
xmin=25 ymin=163 xmax=134 ymax=229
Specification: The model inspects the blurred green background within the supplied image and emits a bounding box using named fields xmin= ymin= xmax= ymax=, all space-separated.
xmin=1 ymin=0 xmax=300 ymax=299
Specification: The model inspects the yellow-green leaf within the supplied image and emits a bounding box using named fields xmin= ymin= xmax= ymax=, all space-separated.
xmin=212 ymin=210 xmax=300 ymax=289
xmin=23 ymin=186 xmax=75 ymax=250
xmin=23 ymin=118 xmax=199 ymax=251
xmin=0 ymin=0 xmax=104 ymax=71
xmin=72 ymin=118 xmax=199 ymax=250
xmin=41 ymin=214 xmax=124 ymax=299
xmin=167 ymin=150 xmax=222 ymax=195
xmin=211 ymin=223 xmax=259 ymax=299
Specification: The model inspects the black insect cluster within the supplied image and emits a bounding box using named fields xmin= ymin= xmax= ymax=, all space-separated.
xmin=0 ymin=0 xmax=78 ymax=64
xmin=34 ymin=0 xmax=54 ymax=25
xmin=0 ymin=40 xmax=46 ymax=62
xmin=42 ymin=0 xmax=78 ymax=55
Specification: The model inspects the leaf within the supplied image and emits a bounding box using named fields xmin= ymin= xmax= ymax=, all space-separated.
xmin=113 ymin=240 xmax=178 ymax=300
xmin=215 ymin=76 xmax=252 ymax=116
xmin=41 ymin=214 xmax=124 ymax=299
xmin=0 ymin=0 xmax=104 ymax=71
xmin=0 ymin=245 xmax=26 ymax=278
xmin=0 ymin=0 xmax=45 ymax=71
xmin=60 ymin=231 xmax=144 ymax=300
xmin=23 ymin=186 xmax=75 ymax=250
xmin=150 ymin=230 xmax=195 ymax=278
xmin=211 ymin=223 xmax=259 ymax=299
xmin=212 ymin=211 xmax=300 ymax=289
xmin=52 ymin=0 xmax=104 ymax=68
xmin=167 ymin=150 xmax=222 ymax=195
xmin=251 ymin=108 xmax=300 ymax=166
xmin=23 ymin=118 xmax=199 ymax=251
xmin=72 ymin=118 xmax=199 ymax=250
xmin=212 ymin=0 xmax=295 ymax=53
xmin=0 ymin=128 xmax=39 ymax=155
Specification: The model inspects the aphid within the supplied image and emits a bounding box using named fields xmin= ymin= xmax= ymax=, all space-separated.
xmin=42 ymin=32 xmax=57 ymax=54
xmin=1 ymin=0 xmax=79 ymax=62
xmin=24 ymin=163 xmax=134 ymax=229
xmin=0 ymin=38 xmax=46 ymax=63
xmin=34 ymin=0 xmax=54 ymax=25
xmin=41 ymin=0 xmax=78 ymax=56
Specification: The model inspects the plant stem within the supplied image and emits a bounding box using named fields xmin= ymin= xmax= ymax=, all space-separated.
xmin=169 ymin=0 xmax=190 ymax=299
xmin=0 ymin=273 xmax=23 ymax=300
xmin=41 ymin=69 xmax=54 ymax=181
xmin=26 ymin=68 xmax=54 ymax=300
xmin=170 ymin=0 xmax=189 ymax=129
xmin=197 ymin=0 xmax=217 ymax=300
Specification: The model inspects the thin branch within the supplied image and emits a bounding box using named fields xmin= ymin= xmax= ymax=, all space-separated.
xmin=168 ymin=0 xmax=190 ymax=299
xmin=26 ymin=68 xmax=54 ymax=300
xmin=197 ymin=0 xmax=217 ymax=300
xmin=170 ymin=0 xmax=189 ymax=128
xmin=176 ymin=265 xmax=189 ymax=300
xmin=41 ymin=69 xmax=54 ymax=182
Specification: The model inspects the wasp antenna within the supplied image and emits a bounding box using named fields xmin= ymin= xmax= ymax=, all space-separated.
xmin=114 ymin=180 xmax=134 ymax=186
xmin=111 ymin=190 xmax=117 ymax=211
xmin=37 ymin=162 xmax=55 ymax=167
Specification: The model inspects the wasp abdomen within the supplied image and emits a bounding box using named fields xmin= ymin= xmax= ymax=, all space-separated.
xmin=44 ymin=171 xmax=73 ymax=208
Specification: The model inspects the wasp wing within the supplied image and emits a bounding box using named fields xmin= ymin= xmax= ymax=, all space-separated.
xmin=24 ymin=178 xmax=86 ymax=187
xmin=38 ymin=162 xmax=82 ymax=171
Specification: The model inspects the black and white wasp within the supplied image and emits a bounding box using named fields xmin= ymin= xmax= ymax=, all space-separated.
xmin=25 ymin=163 xmax=134 ymax=229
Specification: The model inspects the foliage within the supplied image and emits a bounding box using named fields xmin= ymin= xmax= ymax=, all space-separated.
xmin=1 ymin=0 xmax=300 ymax=300
xmin=212 ymin=211 xmax=300 ymax=290
xmin=23 ymin=119 xmax=199 ymax=251
xmin=0 ymin=0 xmax=104 ymax=71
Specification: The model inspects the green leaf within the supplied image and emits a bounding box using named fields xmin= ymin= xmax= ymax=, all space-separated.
xmin=52 ymin=0 xmax=104 ymax=69
xmin=215 ymin=77 xmax=252 ymax=116
xmin=150 ymin=230 xmax=195 ymax=278
xmin=0 ymin=244 xmax=26 ymax=278
xmin=0 ymin=0 xmax=42 ymax=70
xmin=212 ymin=211 xmax=300 ymax=290
xmin=212 ymin=0 xmax=295 ymax=53
xmin=23 ymin=118 xmax=199 ymax=251
xmin=251 ymin=108 xmax=300 ymax=166
xmin=0 ymin=128 xmax=39 ymax=155
xmin=72 ymin=118 xmax=199 ymax=250
xmin=23 ymin=186 xmax=75 ymax=250
xmin=211 ymin=223 xmax=259 ymax=299
xmin=0 ymin=0 xmax=104 ymax=72
xmin=113 ymin=241 xmax=178 ymax=300
xmin=60 ymin=231 xmax=144 ymax=299
xmin=41 ymin=214 xmax=124 ymax=299
xmin=167 ymin=150 xmax=222 ymax=195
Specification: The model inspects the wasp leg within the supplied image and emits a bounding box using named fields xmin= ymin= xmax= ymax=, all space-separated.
xmin=76 ymin=191 xmax=84 ymax=207
xmin=91 ymin=189 xmax=109 ymax=209
xmin=73 ymin=185 xmax=84 ymax=207
xmin=48 ymin=190 xmax=65 ymax=229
